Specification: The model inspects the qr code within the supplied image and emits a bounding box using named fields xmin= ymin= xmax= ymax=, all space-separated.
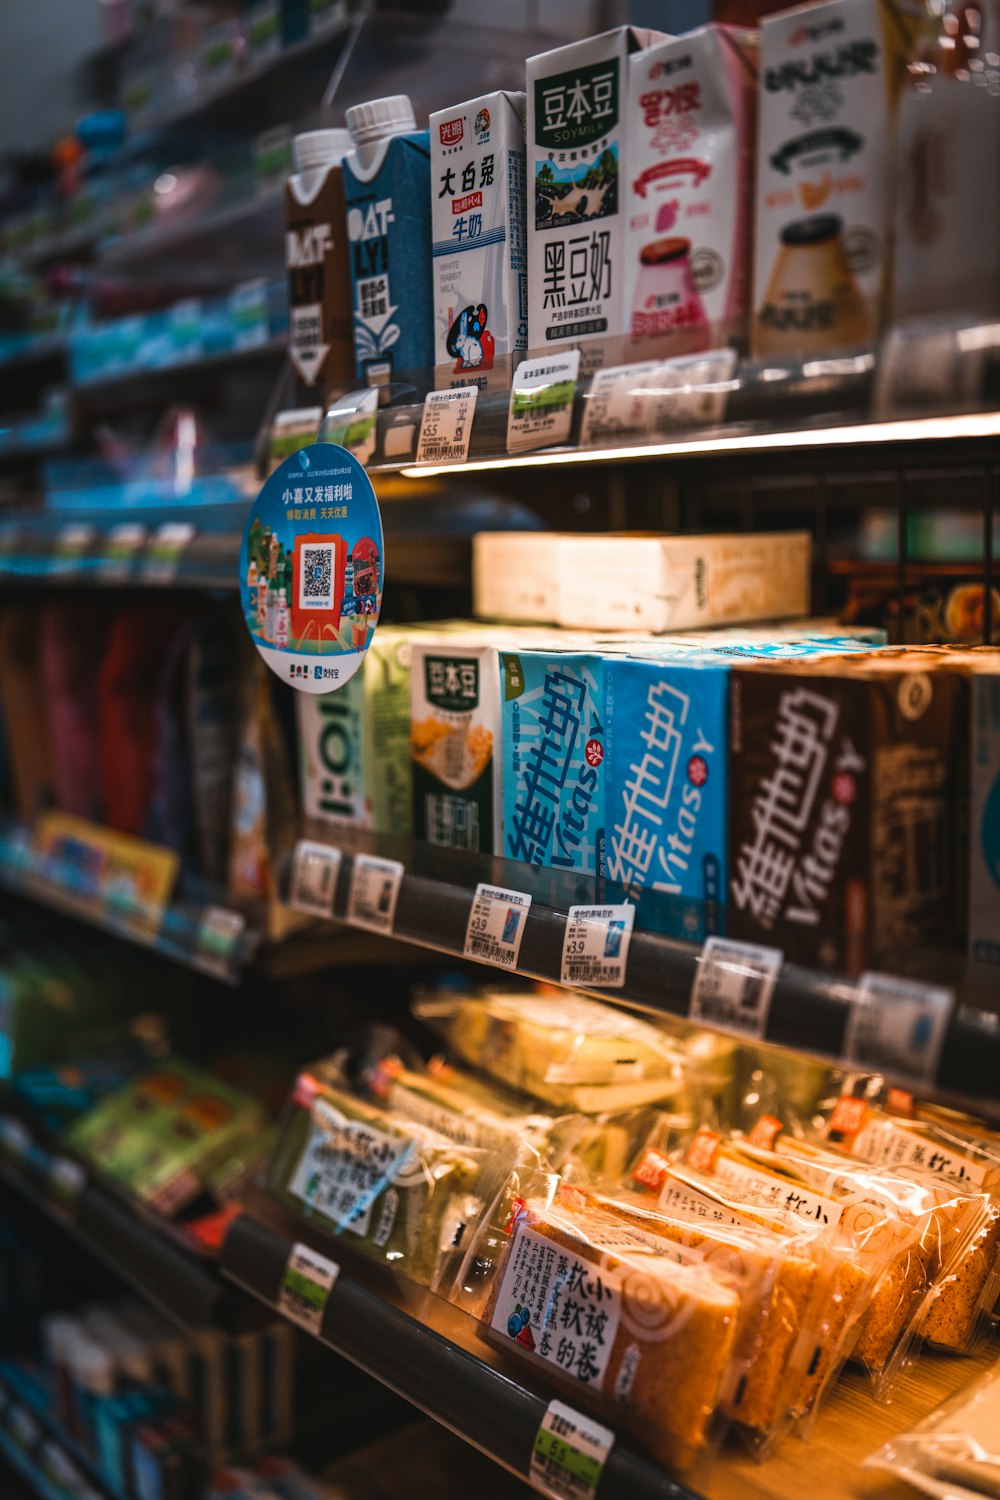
xmin=302 ymin=545 xmax=334 ymax=608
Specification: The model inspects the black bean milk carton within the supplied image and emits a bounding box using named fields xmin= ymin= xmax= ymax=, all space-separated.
xmin=430 ymin=91 xmax=528 ymax=389
xmin=526 ymin=26 xmax=668 ymax=371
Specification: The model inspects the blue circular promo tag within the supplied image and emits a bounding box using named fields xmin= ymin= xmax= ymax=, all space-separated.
xmin=240 ymin=443 xmax=383 ymax=693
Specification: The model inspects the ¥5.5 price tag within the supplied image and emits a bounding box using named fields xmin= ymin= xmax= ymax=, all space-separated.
xmin=464 ymin=884 xmax=531 ymax=970
xmin=530 ymin=1400 xmax=615 ymax=1500
xmin=843 ymin=973 xmax=953 ymax=1087
xmin=416 ymin=386 xmax=478 ymax=466
xmin=278 ymin=1241 xmax=339 ymax=1335
xmin=689 ymin=937 xmax=783 ymax=1041
xmin=561 ymin=905 xmax=634 ymax=989
xmin=289 ymin=840 xmax=342 ymax=919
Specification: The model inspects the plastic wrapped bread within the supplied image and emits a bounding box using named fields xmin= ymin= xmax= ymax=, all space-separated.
xmin=480 ymin=1196 xmax=741 ymax=1472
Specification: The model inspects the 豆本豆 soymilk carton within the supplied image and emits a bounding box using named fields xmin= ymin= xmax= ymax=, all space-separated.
xmin=526 ymin=27 xmax=666 ymax=365
xmin=753 ymin=0 xmax=917 ymax=357
xmin=626 ymin=26 xmax=759 ymax=352
xmin=430 ymin=91 xmax=527 ymax=385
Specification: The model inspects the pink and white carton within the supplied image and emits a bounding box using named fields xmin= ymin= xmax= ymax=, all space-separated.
xmin=625 ymin=26 xmax=759 ymax=352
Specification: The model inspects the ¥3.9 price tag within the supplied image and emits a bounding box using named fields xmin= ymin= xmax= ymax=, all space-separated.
xmin=689 ymin=937 xmax=783 ymax=1041
xmin=530 ymin=1400 xmax=615 ymax=1500
xmin=464 ymin=884 xmax=531 ymax=970
xmin=843 ymin=973 xmax=953 ymax=1087
xmin=278 ymin=1241 xmax=339 ymax=1335
xmin=561 ymin=904 xmax=634 ymax=989
xmin=289 ymin=840 xmax=342 ymax=919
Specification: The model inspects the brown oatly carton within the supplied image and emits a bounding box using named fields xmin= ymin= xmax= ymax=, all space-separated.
xmin=728 ymin=650 xmax=967 ymax=973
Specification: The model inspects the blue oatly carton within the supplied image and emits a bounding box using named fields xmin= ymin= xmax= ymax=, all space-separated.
xmin=606 ymin=652 xmax=731 ymax=941
xmin=342 ymin=95 xmax=433 ymax=383
xmin=500 ymin=649 xmax=606 ymax=878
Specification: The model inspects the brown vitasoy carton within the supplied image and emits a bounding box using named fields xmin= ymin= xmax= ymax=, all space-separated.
xmin=728 ymin=650 xmax=967 ymax=973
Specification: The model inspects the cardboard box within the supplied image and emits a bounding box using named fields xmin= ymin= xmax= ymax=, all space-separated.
xmin=473 ymin=531 xmax=811 ymax=633
xmin=626 ymin=26 xmax=759 ymax=351
xmin=728 ymin=651 xmax=966 ymax=972
xmin=526 ymin=26 xmax=667 ymax=359
xmin=753 ymin=0 xmax=917 ymax=356
xmin=296 ymin=626 xmax=413 ymax=834
xmin=430 ymin=91 xmax=528 ymax=381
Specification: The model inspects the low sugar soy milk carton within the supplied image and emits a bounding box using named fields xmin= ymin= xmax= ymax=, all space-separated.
xmin=430 ymin=91 xmax=528 ymax=387
xmin=526 ymin=26 xmax=667 ymax=370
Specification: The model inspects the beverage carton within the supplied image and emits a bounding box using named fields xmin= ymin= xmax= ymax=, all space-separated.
xmin=430 ymin=91 xmax=528 ymax=386
xmin=969 ymin=663 xmax=1000 ymax=987
xmin=626 ymin=27 xmax=759 ymax=352
xmin=753 ymin=0 xmax=918 ymax=356
xmin=285 ymin=129 xmax=355 ymax=395
xmin=526 ymin=26 xmax=667 ymax=365
xmin=410 ymin=636 xmax=503 ymax=853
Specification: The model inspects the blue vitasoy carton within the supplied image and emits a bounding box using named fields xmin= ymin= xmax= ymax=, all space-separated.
xmin=501 ymin=649 xmax=606 ymax=877
xmin=342 ymin=97 xmax=433 ymax=383
xmin=605 ymin=652 xmax=731 ymax=940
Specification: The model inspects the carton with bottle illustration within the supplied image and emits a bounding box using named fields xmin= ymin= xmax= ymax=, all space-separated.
xmin=342 ymin=95 xmax=433 ymax=384
xmin=430 ymin=91 xmax=528 ymax=387
xmin=626 ymin=26 xmax=759 ymax=353
xmin=753 ymin=0 xmax=919 ymax=357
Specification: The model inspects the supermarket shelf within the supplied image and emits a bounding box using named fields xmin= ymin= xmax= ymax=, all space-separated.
xmin=0 ymin=822 xmax=259 ymax=985
xmin=222 ymin=1209 xmax=692 ymax=1500
xmin=0 ymin=1103 xmax=262 ymax=1334
xmin=73 ymin=334 xmax=285 ymax=400
xmin=0 ymin=1373 xmax=113 ymax=1500
xmin=284 ymin=824 xmax=1000 ymax=1116
xmin=0 ymin=335 xmax=68 ymax=375
xmin=97 ymin=184 xmax=284 ymax=285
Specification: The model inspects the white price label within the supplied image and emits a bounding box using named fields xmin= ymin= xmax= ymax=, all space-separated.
xmin=843 ymin=973 xmax=953 ymax=1087
xmin=0 ymin=1118 xmax=31 ymax=1160
xmin=876 ymin=320 xmax=989 ymax=416
xmin=346 ymin=854 xmax=403 ymax=935
xmin=416 ymin=386 xmax=478 ymax=466
xmin=289 ymin=839 xmax=342 ymax=918
xmin=561 ymin=904 xmax=634 ymax=989
xmin=278 ymin=1241 xmax=339 ymax=1335
xmin=580 ymin=360 xmax=664 ymax=447
xmin=464 ymin=884 xmax=531 ymax=969
xmin=196 ymin=905 xmax=247 ymax=976
xmin=689 ymin=937 xmax=783 ymax=1040
xmin=530 ymin=1400 xmax=615 ymax=1500
xmin=654 ymin=347 xmax=736 ymax=429
xmin=507 ymin=350 xmax=580 ymax=455
xmin=146 ymin=522 xmax=195 ymax=581
xmin=48 ymin=1155 xmax=85 ymax=1210
xmin=101 ymin=522 xmax=148 ymax=579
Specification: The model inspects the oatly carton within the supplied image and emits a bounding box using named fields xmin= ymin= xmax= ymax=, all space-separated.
xmin=430 ymin=91 xmax=528 ymax=388
xmin=753 ymin=0 xmax=917 ymax=357
xmin=526 ymin=27 xmax=667 ymax=369
xmin=626 ymin=26 xmax=759 ymax=352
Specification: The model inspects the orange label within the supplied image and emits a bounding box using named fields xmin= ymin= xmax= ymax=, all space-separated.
xmin=632 ymin=1148 xmax=671 ymax=1192
xmin=886 ymin=1088 xmax=916 ymax=1117
xmin=747 ymin=1114 xmax=784 ymax=1150
xmin=829 ymin=1096 xmax=869 ymax=1139
xmin=685 ymin=1126 xmax=722 ymax=1174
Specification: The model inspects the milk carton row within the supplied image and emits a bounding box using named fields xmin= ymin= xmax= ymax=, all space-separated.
xmin=287 ymin=0 xmax=999 ymax=394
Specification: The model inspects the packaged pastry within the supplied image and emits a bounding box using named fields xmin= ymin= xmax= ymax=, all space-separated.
xmin=866 ymin=1361 xmax=1000 ymax=1499
xmin=264 ymin=1069 xmax=505 ymax=1290
xmin=823 ymin=1087 xmax=1000 ymax=1195
xmin=481 ymin=1194 xmax=741 ymax=1472
xmin=413 ymin=989 xmax=684 ymax=1113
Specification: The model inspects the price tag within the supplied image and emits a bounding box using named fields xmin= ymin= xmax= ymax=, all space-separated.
xmin=561 ymin=904 xmax=634 ymax=989
xmin=464 ymin=884 xmax=531 ymax=969
xmin=196 ymin=906 xmax=247 ymax=977
xmin=146 ymin=522 xmax=195 ymax=582
xmin=278 ymin=1241 xmax=339 ymax=1335
xmin=875 ymin=319 xmax=990 ymax=417
xmin=689 ymin=937 xmax=783 ymax=1040
xmin=415 ymin=386 xmax=478 ymax=466
xmin=0 ymin=1118 xmax=31 ymax=1162
xmin=346 ymin=854 xmax=403 ymax=935
xmin=843 ymin=973 xmax=953 ymax=1087
xmin=289 ymin=840 xmax=342 ymax=918
xmin=48 ymin=1155 xmax=85 ymax=1213
xmin=580 ymin=360 xmax=664 ymax=447
xmin=101 ymin=522 xmax=148 ymax=579
xmin=530 ymin=1400 xmax=615 ymax=1500
xmin=507 ymin=350 xmax=580 ymax=455
xmin=655 ymin=347 xmax=736 ymax=428
xmin=52 ymin=523 xmax=96 ymax=572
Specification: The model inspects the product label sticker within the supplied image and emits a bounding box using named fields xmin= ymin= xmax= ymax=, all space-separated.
xmin=492 ymin=1224 xmax=622 ymax=1392
xmin=195 ymin=905 xmax=247 ymax=978
xmin=654 ymin=348 xmax=737 ymax=429
xmin=346 ymin=854 xmax=403 ymax=935
xmin=689 ymin=937 xmax=783 ymax=1040
xmin=579 ymin=360 xmax=665 ymax=447
xmin=507 ymin=350 xmax=580 ymax=454
xmin=320 ymin=389 xmax=379 ymax=466
xmin=48 ymin=1155 xmax=85 ymax=1213
xmin=561 ymin=904 xmax=635 ymax=989
xmin=289 ymin=839 xmax=342 ymax=918
xmin=100 ymin=522 xmax=148 ymax=579
xmin=844 ymin=973 xmax=954 ymax=1087
xmin=146 ymin=522 xmax=195 ymax=581
xmin=278 ymin=1241 xmax=340 ymax=1336
xmin=464 ymin=884 xmax=532 ymax=969
xmin=288 ymin=1102 xmax=414 ymax=1236
xmin=530 ymin=1400 xmax=616 ymax=1500
xmin=415 ymin=386 xmax=478 ymax=466
xmin=240 ymin=442 xmax=383 ymax=693
xmin=851 ymin=1116 xmax=1000 ymax=1189
xmin=711 ymin=1155 xmax=840 ymax=1228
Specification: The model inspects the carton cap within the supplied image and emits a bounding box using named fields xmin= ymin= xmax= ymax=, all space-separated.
xmin=346 ymin=95 xmax=417 ymax=147
xmin=292 ymin=128 xmax=353 ymax=171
